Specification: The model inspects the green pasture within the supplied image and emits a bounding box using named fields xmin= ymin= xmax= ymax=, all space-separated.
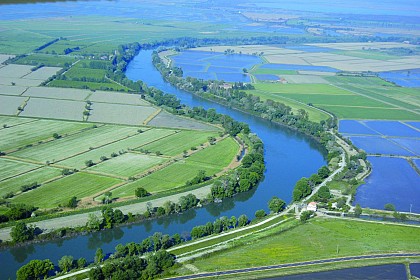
xmin=88 ymin=153 xmax=167 ymax=178
xmin=139 ymin=130 xmax=218 ymax=156
xmin=11 ymin=125 xmax=139 ymax=162
xmin=58 ymin=128 xmax=176 ymax=168
xmin=12 ymin=172 xmax=122 ymax=208
xmin=189 ymin=218 xmax=420 ymax=271
xmin=0 ymin=158 xmax=41 ymax=181
xmin=0 ymin=167 xmax=61 ymax=197
xmin=13 ymin=53 xmax=77 ymax=67
xmin=326 ymin=76 xmax=393 ymax=87
xmin=322 ymin=106 xmax=420 ymax=120
xmin=48 ymin=80 xmax=130 ymax=91
xmin=63 ymin=67 xmax=107 ymax=80
xmin=0 ymin=29 xmax=52 ymax=54
xmin=0 ymin=118 xmax=91 ymax=151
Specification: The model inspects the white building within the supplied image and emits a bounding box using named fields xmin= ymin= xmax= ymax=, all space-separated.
xmin=307 ymin=202 xmax=317 ymax=212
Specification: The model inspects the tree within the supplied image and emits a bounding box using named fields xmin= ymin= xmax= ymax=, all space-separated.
xmin=315 ymin=186 xmax=331 ymax=202
xmin=95 ymin=248 xmax=105 ymax=264
xmin=292 ymin=178 xmax=311 ymax=201
xmin=300 ymin=210 xmax=313 ymax=222
xmin=58 ymin=255 xmax=74 ymax=273
xmin=16 ymin=259 xmax=54 ymax=280
xmin=77 ymin=257 xmax=87 ymax=269
xmin=384 ymin=203 xmax=396 ymax=211
xmin=85 ymin=160 xmax=94 ymax=167
xmin=255 ymin=209 xmax=266 ymax=218
xmin=86 ymin=213 xmax=102 ymax=231
xmin=11 ymin=221 xmax=35 ymax=243
xmin=318 ymin=166 xmax=330 ymax=179
xmin=268 ymin=196 xmax=286 ymax=213
xmin=354 ymin=204 xmax=362 ymax=218
xmin=238 ymin=214 xmax=249 ymax=227
xmin=67 ymin=196 xmax=78 ymax=208
xmin=135 ymin=187 xmax=149 ymax=198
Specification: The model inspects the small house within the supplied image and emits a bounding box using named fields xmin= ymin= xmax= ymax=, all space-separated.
xmin=307 ymin=201 xmax=317 ymax=212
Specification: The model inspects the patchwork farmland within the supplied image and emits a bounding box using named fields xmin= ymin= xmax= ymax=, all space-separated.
xmin=0 ymin=56 xmax=239 ymax=211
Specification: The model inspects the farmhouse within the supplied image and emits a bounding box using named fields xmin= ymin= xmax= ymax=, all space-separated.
xmin=307 ymin=202 xmax=317 ymax=212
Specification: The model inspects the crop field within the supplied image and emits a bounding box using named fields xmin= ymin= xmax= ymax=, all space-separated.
xmin=88 ymin=103 xmax=158 ymax=125
xmin=0 ymin=119 xmax=91 ymax=151
xmin=355 ymin=157 xmax=420 ymax=212
xmin=0 ymin=77 xmax=41 ymax=87
xmin=0 ymin=158 xmax=41 ymax=181
xmin=0 ymin=64 xmax=33 ymax=78
xmin=63 ymin=67 xmax=107 ymax=80
xmin=148 ymin=111 xmax=219 ymax=131
xmin=0 ymin=116 xmax=35 ymax=127
xmin=139 ymin=130 xmax=218 ymax=156
xmin=23 ymin=86 xmax=90 ymax=101
xmin=0 ymin=167 xmax=61 ymax=198
xmin=88 ymin=153 xmax=167 ymax=178
xmin=112 ymin=161 xmax=220 ymax=197
xmin=22 ymin=67 xmax=61 ymax=80
xmin=13 ymin=53 xmax=77 ymax=67
xmin=187 ymin=137 xmax=238 ymax=168
xmin=12 ymin=172 xmax=122 ymax=208
xmin=252 ymin=83 xmax=351 ymax=95
xmin=0 ymin=54 xmax=14 ymax=64
xmin=189 ymin=218 xmax=420 ymax=271
xmin=279 ymin=75 xmax=328 ymax=84
xmin=48 ymin=80 xmax=129 ymax=91
xmin=0 ymin=85 xmax=27 ymax=96
xmin=88 ymin=92 xmax=150 ymax=106
xmin=112 ymin=138 xmax=238 ymax=197
xmin=58 ymin=129 xmax=176 ymax=168
xmin=11 ymin=125 xmax=139 ymax=163
xmin=20 ymin=97 xmax=85 ymax=121
xmin=0 ymin=95 xmax=25 ymax=115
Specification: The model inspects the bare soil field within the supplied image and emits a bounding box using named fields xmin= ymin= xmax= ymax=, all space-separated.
xmin=22 ymin=66 xmax=61 ymax=80
xmin=0 ymin=64 xmax=33 ymax=78
xmin=0 ymin=54 xmax=14 ymax=64
xmin=89 ymin=91 xmax=150 ymax=105
xmin=0 ymin=84 xmax=27 ymax=95
xmin=0 ymin=95 xmax=25 ymax=115
xmin=88 ymin=102 xmax=158 ymax=125
xmin=23 ymin=86 xmax=90 ymax=101
xmin=148 ymin=111 xmax=219 ymax=131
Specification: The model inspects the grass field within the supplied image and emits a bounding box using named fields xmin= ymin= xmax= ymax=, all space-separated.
xmin=187 ymin=137 xmax=238 ymax=168
xmin=139 ymin=130 xmax=218 ymax=156
xmin=12 ymin=172 xmax=122 ymax=208
xmin=0 ymin=158 xmax=41 ymax=181
xmin=0 ymin=167 xmax=62 ymax=197
xmin=188 ymin=218 xmax=420 ymax=271
xmin=88 ymin=153 xmax=167 ymax=178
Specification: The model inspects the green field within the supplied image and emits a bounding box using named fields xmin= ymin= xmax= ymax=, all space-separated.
xmin=334 ymin=50 xmax=400 ymax=60
xmin=12 ymin=172 xmax=122 ymax=208
xmin=0 ymin=158 xmax=41 ymax=181
xmin=13 ymin=53 xmax=77 ymax=67
xmin=0 ymin=167 xmax=61 ymax=197
xmin=0 ymin=119 xmax=92 ymax=151
xmin=252 ymin=83 xmax=353 ymax=95
xmin=139 ymin=130 xmax=218 ymax=156
xmin=11 ymin=125 xmax=139 ymax=162
xmin=251 ymin=68 xmax=297 ymax=75
xmin=188 ymin=218 xmax=420 ymax=272
xmin=88 ymin=153 xmax=167 ymax=177
xmin=0 ymin=116 xmax=37 ymax=128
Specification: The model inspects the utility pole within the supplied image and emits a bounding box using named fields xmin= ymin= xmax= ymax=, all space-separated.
xmin=336 ymin=244 xmax=339 ymax=255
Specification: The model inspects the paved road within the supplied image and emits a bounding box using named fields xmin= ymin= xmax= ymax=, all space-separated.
xmin=166 ymin=253 xmax=420 ymax=280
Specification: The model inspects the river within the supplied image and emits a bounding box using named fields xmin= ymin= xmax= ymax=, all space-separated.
xmin=0 ymin=50 xmax=325 ymax=279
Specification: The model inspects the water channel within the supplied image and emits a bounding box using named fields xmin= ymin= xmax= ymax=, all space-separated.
xmin=0 ymin=50 xmax=325 ymax=279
